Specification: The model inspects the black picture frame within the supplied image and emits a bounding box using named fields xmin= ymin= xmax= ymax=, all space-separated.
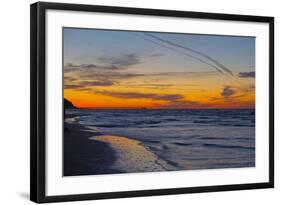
xmin=30 ymin=1 xmax=274 ymax=203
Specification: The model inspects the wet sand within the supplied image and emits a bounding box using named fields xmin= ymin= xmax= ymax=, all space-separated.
xmin=93 ymin=135 xmax=175 ymax=173
xmin=64 ymin=113 xmax=176 ymax=176
xmin=64 ymin=114 xmax=121 ymax=176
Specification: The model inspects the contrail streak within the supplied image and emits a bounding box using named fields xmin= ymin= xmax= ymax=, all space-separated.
xmin=134 ymin=33 xmax=225 ymax=75
xmin=144 ymin=33 xmax=234 ymax=76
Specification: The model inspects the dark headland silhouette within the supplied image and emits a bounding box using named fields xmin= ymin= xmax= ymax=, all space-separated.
xmin=64 ymin=98 xmax=77 ymax=117
xmin=64 ymin=98 xmax=76 ymax=109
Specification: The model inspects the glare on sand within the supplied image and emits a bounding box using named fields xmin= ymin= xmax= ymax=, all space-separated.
xmin=92 ymin=135 xmax=175 ymax=173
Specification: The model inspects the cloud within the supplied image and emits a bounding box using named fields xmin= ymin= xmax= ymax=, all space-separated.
xmin=80 ymin=80 xmax=114 ymax=86
xmin=64 ymin=76 xmax=77 ymax=82
xmin=122 ymin=83 xmax=197 ymax=90
xmin=65 ymin=62 xmax=111 ymax=71
xmin=95 ymin=90 xmax=184 ymax=102
xmin=65 ymin=62 xmax=97 ymax=69
xmin=64 ymin=80 xmax=115 ymax=90
xmin=241 ymin=84 xmax=255 ymax=93
xmin=162 ymin=100 xmax=207 ymax=109
xmin=128 ymin=83 xmax=174 ymax=87
xmin=221 ymin=86 xmax=236 ymax=97
xmin=143 ymin=33 xmax=234 ymax=76
xmin=66 ymin=70 xmax=218 ymax=83
xmin=64 ymin=53 xmax=142 ymax=72
xmin=78 ymin=64 xmax=98 ymax=69
xmin=154 ymin=71 xmax=217 ymax=77
xmin=98 ymin=53 xmax=141 ymax=69
xmin=77 ymin=71 xmax=146 ymax=82
xmin=93 ymin=90 xmax=209 ymax=108
xmin=64 ymin=84 xmax=85 ymax=90
xmin=238 ymin=71 xmax=255 ymax=78
xmin=135 ymin=33 xmax=225 ymax=75
xmin=65 ymin=63 xmax=76 ymax=67
xmin=153 ymin=94 xmax=184 ymax=101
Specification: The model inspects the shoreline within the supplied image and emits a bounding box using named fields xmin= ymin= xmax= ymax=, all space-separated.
xmin=64 ymin=112 xmax=176 ymax=175
xmin=93 ymin=135 xmax=175 ymax=173
xmin=64 ymin=113 xmax=122 ymax=176
xmin=64 ymin=109 xmax=255 ymax=175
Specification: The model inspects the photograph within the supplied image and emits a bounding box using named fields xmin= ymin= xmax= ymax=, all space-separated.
xmin=63 ymin=28 xmax=256 ymax=176
xmin=30 ymin=2 xmax=274 ymax=202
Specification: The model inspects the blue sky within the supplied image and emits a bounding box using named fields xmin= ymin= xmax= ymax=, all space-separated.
xmin=63 ymin=28 xmax=255 ymax=74
xmin=63 ymin=27 xmax=255 ymax=109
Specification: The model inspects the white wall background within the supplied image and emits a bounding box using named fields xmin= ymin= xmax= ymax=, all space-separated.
xmin=0 ymin=0 xmax=279 ymax=204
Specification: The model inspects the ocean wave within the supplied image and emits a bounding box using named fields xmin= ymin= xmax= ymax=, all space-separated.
xmin=193 ymin=120 xmax=211 ymax=124
xmin=173 ymin=142 xmax=193 ymax=146
xmin=199 ymin=137 xmax=229 ymax=140
xmin=71 ymin=109 xmax=255 ymax=171
xmin=202 ymin=143 xmax=255 ymax=150
xmin=193 ymin=120 xmax=253 ymax=127
xmin=199 ymin=116 xmax=211 ymax=119
xmin=144 ymin=140 xmax=161 ymax=143
xmin=164 ymin=118 xmax=180 ymax=122
xmin=218 ymin=123 xmax=250 ymax=127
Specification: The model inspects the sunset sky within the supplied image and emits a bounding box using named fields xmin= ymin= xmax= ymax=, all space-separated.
xmin=63 ymin=28 xmax=255 ymax=109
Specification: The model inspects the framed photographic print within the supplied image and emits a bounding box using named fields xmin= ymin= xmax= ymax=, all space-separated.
xmin=30 ymin=2 xmax=274 ymax=203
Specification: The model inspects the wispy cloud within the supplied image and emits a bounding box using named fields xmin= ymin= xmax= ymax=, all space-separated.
xmin=142 ymin=33 xmax=234 ymax=76
xmin=65 ymin=53 xmax=142 ymax=72
xmin=93 ymin=90 xmax=209 ymax=109
xmin=75 ymin=71 xmax=146 ymax=81
xmin=64 ymin=63 xmax=101 ymax=73
xmin=94 ymin=90 xmax=184 ymax=102
xmin=238 ymin=71 xmax=255 ymax=78
xmin=122 ymin=83 xmax=197 ymax=89
xmin=134 ymin=33 xmax=225 ymax=75
xmin=64 ymin=79 xmax=115 ymax=90
xmin=161 ymin=100 xmax=208 ymax=109
xmin=64 ymin=84 xmax=86 ymax=90
xmin=64 ymin=76 xmax=77 ymax=82
xmin=98 ymin=53 xmax=141 ymax=68
xmin=79 ymin=80 xmax=115 ymax=86
xmin=64 ymin=69 xmax=206 ymax=91
xmin=64 ymin=62 xmax=117 ymax=71
xmin=65 ymin=69 xmax=218 ymax=82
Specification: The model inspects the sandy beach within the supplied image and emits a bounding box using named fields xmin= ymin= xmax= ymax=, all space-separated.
xmin=93 ymin=135 xmax=175 ymax=172
xmin=64 ymin=108 xmax=255 ymax=176
xmin=64 ymin=114 xmax=121 ymax=176
xmin=64 ymin=113 xmax=176 ymax=176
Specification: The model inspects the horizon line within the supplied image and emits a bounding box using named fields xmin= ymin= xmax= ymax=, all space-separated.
xmin=68 ymin=107 xmax=255 ymax=110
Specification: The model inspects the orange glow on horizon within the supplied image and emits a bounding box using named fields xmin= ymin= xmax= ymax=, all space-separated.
xmin=63 ymin=28 xmax=255 ymax=110
xmin=64 ymin=85 xmax=255 ymax=109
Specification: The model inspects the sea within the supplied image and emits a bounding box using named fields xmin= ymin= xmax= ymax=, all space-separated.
xmin=66 ymin=109 xmax=255 ymax=172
